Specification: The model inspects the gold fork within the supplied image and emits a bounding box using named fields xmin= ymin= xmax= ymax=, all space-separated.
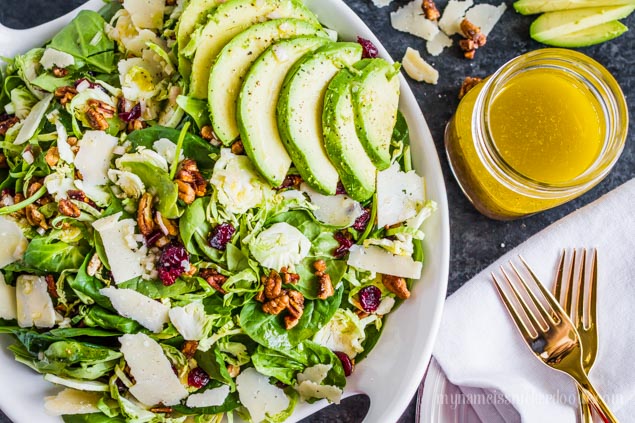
xmin=491 ymin=257 xmax=618 ymax=422
xmin=553 ymin=249 xmax=598 ymax=423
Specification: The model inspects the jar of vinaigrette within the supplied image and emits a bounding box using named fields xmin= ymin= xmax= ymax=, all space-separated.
xmin=445 ymin=49 xmax=628 ymax=220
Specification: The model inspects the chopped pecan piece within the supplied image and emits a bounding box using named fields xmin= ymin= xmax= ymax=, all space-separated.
xmin=230 ymin=139 xmax=244 ymax=155
xmin=127 ymin=119 xmax=146 ymax=133
xmin=176 ymin=179 xmax=196 ymax=205
xmin=280 ymin=267 xmax=300 ymax=284
xmin=285 ymin=290 xmax=304 ymax=329
xmin=181 ymin=340 xmax=199 ymax=359
xmin=0 ymin=114 xmax=19 ymax=136
xmin=317 ymin=273 xmax=334 ymax=300
xmin=227 ymin=364 xmax=240 ymax=378
xmin=176 ymin=159 xmax=206 ymax=203
xmin=85 ymin=99 xmax=115 ymax=130
xmin=0 ymin=152 xmax=7 ymax=169
xmin=45 ymin=147 xmax=60 ymax=167
xmin=382 ymin=274 xmax=410 ymax=300
xmin=52 ymin=66 xmax=68 ymax=78
xmin=58 ymin=199 xmax=81 ymax=218
xmin=200 ymin=125 xmax=217 ymax=143
xmin=458 ymin=76 xmax=483 ymax=100
xmin=45 ymin=275 xmax=58 ymax=299
xmin=25 ymin=204 xmax=48 ymax=229
xmin=137 ymin=193 xmax=155 ymax=236
xmin=27 ymin=180 xmax=43 ymax=198
xmin=263 ymin=270 xmax=283 ymax=300
xmin=54 ymin=86 xmax=77 ymax=106
xmin=262 ymin=294 xmax=289 ymax=315
xmin=66 ymin=136 xmax=78 ymax=146
xmin=200 ymin=268 xmax=227 ymax=294
xmin=313 ymin=259 xmax=327 ymax=274
xmin=422 ymin=0 xmax=440 ymax=21
xmin=459 ymin=19 xmax=487 ymax=59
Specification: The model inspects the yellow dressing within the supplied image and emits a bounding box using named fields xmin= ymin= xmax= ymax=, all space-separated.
xmin=488 ymin=69 xmax=603 ymax=184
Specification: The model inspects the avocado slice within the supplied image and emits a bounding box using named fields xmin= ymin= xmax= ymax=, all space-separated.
xmin=514 ymin=0 xmax=635 ymax=15
xmin=277 ymin=42 xmax=363 ymax=195
xmin=238 ymin=36 xmax=331 ymax=186
xmin=323 ymin=68 xmax=377 ymax=202
xmin=530 ymin=4 xmax=635 ymax=43
xmin=189 ymin=0 xmax=319 ymax=99
xmin=534 ymin=20 xmax=628 ymax=47
xmin=209 ymin=19 xmax=326 ymax=146
xmin=177 ymin=0 xmax=222 ymax=78
xmin=351 ymin=59 xmax=401 ymax=171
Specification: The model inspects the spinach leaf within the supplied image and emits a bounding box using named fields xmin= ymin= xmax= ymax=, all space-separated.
xmin=356 ymin=321 xmax=383 ymax=362
xmin=118 ymin=161 xmax=180 ymax=219
xmin=119 ymin=276 xmax=200 ymax=299
xmin=172 ymin=391 xmax=241 ymax=415
xmin=68 ymin=254 xmax=111 ymax=309
xmin=48 ymin=328 xmax=119 ymax=338
xmin=240 ymin=285 xmax=343 ymax=350
xmin=23 ymin=236 xmax=88 ymax=273
xmin=293 ymin=257 xmax=347 ymax=300
xmin=175 ymin=95 xmax=210 ymax=129
xmin=125 ymin=126 xmax=218 ymax=170
xmin=63 ymin=414 xmax=126 ymax=423
xmin=179 ymin=196 xmax=211 ymax=254
xmin=44 ymin=340 xmax=122 ymax=364
xmin=194 ymin=346 xmax=234 ymax=386
xmin=31 ymin=72 xmax=74 ymax=92
xmin=49 ymin=11 xmax=115 ymax=73
xmin=83 ymin=306 xmax=143 ymax=334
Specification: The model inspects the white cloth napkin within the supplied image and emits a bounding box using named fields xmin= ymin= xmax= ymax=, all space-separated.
xmin=432 ymin=178 xmax=635 ymax=422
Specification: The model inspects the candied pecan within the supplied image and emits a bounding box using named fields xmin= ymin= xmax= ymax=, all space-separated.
xmin=263 ymin=270 xmax=282 ymax=300
xmin=66 ymin=136 xmax=78 ymax=146
xmin=87 ymin=99 xmax=116 ymax=118
xmin=313 ymin=259 xmax=327 ymax=274
xmin=27 ymin=180 xmax=43 ymax=198
xmin=54 ymin=86 xmax=77 ymax=106
xmin=463 ymin=49 xmax=476 ymax=60
xmin=181 ymin=340 xmax=199 ymax=359
xmin=58 ymin=199 xmax=81 ymax=218
xmin=11 ymin=193 xmax=25 ymax=218
xmin=127 ymin=119 xmax=146 ymax=133
xmin=45 ymin=275 xmax=58 ymax=299
xmin=227 ymin=364 xmax=240 ymax=378
xmin=231 ymin=139 xmax=244 ymax=155
xmin=382 ymin=274 xmax=410 ymax=300
xmin=285 ymin=290 xmax=305 ymax=329
xmin=200 ymin=268 xmax=227 ymax=294
xmin=262 ymin=294 xmax=289 ymax=315
xmin=275 ymin=174 xmax=303 ymax=190
xmin=0 ymin=114 xmax=19 ymax=136
xmin=459 ymin=19 xmax=486 ymax=59
xmin=255 ymin=289 xmax=266 ymax=303
xmin=422 ymin=0 xmax=440 ymax=21
xmin=0 ymin=152 xmax=7 ymax=169
xmin=156 ymin=213 xmax=178 ymax=236
xmin=137 ymin=193 xmax=155 ymax=236
xmin=25 ymin=204 xmax=48 ymax=229
xmin=150 ymin=406 xmax=173 ymax=414
xmin=86 ymin=107 xmax=109 ymax=130
xmin=45 ymin=146 xmax=60 ymax=167
xmin=87 ymin=253 xmax=102 ymax=277
xmin=458 ymin=76 xmax=483 ymax=100
xmin=52 ymin=66 xmax=68 ymax=78
xmin=280 ymin=267 xmax=300 ymax=284
xmin=200 ymin=125 xmax=216 ymax=141
xmin=176 ymin=179 xmax=196 ymax=204
xmin=317 ymin=273 xmax=334 ymax=300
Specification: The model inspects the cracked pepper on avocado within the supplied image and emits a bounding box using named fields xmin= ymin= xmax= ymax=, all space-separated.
xmin=0 ymin=0 xmax=436 ymax=421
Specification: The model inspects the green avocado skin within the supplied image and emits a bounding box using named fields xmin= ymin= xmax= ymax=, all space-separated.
xmin=322 ymin=68 xmax=377 ymax=202
xmin=276 ymin=42 xmax=363 ymax=195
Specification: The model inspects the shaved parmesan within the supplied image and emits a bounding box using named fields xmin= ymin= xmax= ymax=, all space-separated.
xmin=119 ymin=333 xmax=188 ymax=406
xmin=93 ymin=213 xmax=145 ymax=283
xmin=237 ymin=368 xmax=290 ymax=422
xmin=14 ymin=94 xmax=53 ymax=145
xmin=465 ymin=3 xmax=507 ymax=36
xmin=0 ymin=273 xmax=17 ymax=320
xmin=123 ymin=0 xmax=165 ymax=29
xmin=372 ymin=0 xmax=393 ymax=7
xmin=402 ymin=47 xmax=439 ymax=84
xmin=0 ymin=216 xmax=28 ymax=268
xmin=375 ymin=296 xmax=396 ymax=315
xmin=100 ymin=287 xmax=169 ymax=333
xmin=75 ymin=131 xmax=118 ymax=186
xmin=426 ymin=31 xmax=453 ymax=56
xmin=301 ymin=183 xmax=363 ymax=227
xmin=297 ymin=380 xmax=343 ymax=404
xmin=376 ymin=163 xmax=425 ymax=227
xmin=297 ymin=364 xmax=331 ymax=384
xmin=391 ymin=0 xmax=440 ymax=41
xmin=439 ymin=0 xmax=474 ymax=36
xmin=40 ymin=48 xmax=75 ymax=70
xmin=16 ymin=275 xmax=56 ymax=328
xmin=348 ymin=245 xmax=423 ymax=280
xmin=53 ymin=117 xmax=74 ymax=164
xmin=44 ymin=389 xmax=102 ymax=415
xmin=186 ymin=385 xmax=230 ymax=408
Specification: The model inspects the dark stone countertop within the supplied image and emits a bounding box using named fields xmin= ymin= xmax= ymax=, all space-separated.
xmin=1 ymin=0 xmax=633 ymax=422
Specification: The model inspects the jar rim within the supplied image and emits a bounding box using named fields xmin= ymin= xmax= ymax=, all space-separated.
xmin=472 ymin=48 xmax=628 ymax=197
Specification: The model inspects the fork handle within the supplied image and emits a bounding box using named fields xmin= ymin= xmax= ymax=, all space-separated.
xmin=575 ymin=373 xmax=619 ymax=423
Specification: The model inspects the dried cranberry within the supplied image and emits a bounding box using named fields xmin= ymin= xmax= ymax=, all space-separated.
xmin=157 ymin=243 xmax=190 ymax=286
xmin=334 ymin=351 xmax=354 ymax=377
xmin=336 ymin=181 xmax=347 ymax=195
xmin=359 ymin=285 xmax=382 ymax=313
xmin=209 ymin=222 xmax=236 ymax=251
xmin=118 ymin=102 xmax=141 ymax=123
xmin=333 ymin=231 xmax=354 ymax=258
xmin=115 ymin=378 xmax=127 ymax=393
xmin=357 ymin=37 xmax=378 ymax=59
xmin=352 ymin=208 xmax=371 ymax=231
xmin=188 ymin=367 xmax=210 ymax=389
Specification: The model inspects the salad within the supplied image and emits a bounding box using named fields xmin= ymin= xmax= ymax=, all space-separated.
xmin=0 ymin=0 xmax=436 ymax=422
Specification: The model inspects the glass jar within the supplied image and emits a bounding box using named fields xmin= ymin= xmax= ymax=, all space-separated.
xmin=445 ymin=49 xmax=628 ymax=220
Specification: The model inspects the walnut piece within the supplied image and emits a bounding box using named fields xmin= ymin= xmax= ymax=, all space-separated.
xmin=263 ymin=270 xmax=283 ymax=300
xmin=137 ymin=192 xmax=155 ymax=236
xmin=0 ymin=114 xmax=20 ymax=136
xmin=45 ymin=147 xmax=60 ymax=168
xmin=382 ymin=274 xmax=411 ymax=300
xmin=458 ymin=76 xmax=483 ymax=100
xmin=54 ymin=86 xmax=77 ymax=106
xmin=181 ymin=340 xmax=199 ymax=359
xmin=422 ymin=0 xmax=440 ymax=21
xmin=263 ymin=294 xmax=289 ymax=315
xmin=200 ymin=268 xmax=227 ymax=294
xmin=58 ymin=199 xmax=81 ymax=218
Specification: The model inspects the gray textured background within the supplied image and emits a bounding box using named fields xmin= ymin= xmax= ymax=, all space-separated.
xmin=0 ymin=0 xmax=633 ymax=422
